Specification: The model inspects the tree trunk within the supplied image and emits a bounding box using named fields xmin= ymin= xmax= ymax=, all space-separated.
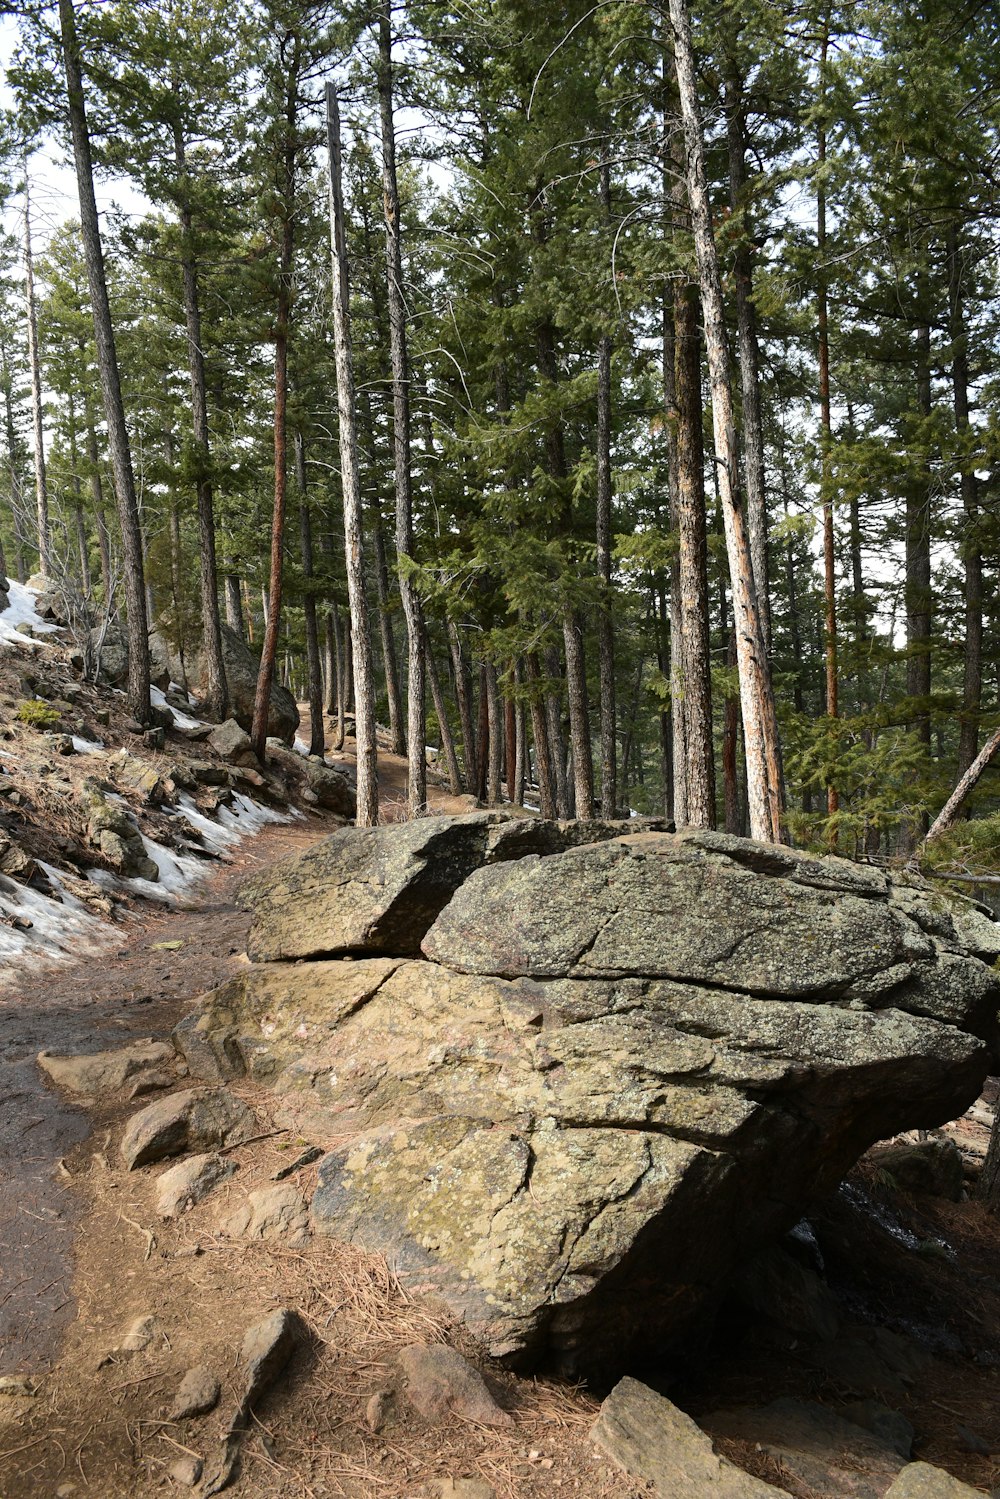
xmin=59 ymin=0 xmax=149 ymax=723
xmin=484 ymin=661 xmax=503 ymax=806
xmin=360 ymin=394 xmax=405 ymax=755
xmin=526 ymin=652 xmax=557 ymax=818
xmin=2 ymin=352 xmax=27 ymax=586
xmin=250 ymin=47 xmax=298 ymax=760
xmin=723 ymin=57 xmax=769 ymax=652
xmin=174 ymin=120 xmax=227 ymax=720
xmin=295 ymin=433 xmax=325 ymax=758
xmin=948 ymin=226 xmax=983 ymax=778
xmin=332 ymin=605 xmax=346 ymax=749
xmin=67 ymin=393 xmax=91 ymax=595
xmin=816 ymin=32 xmax=839 ymax=830
xmin=378 ymin=2 xmax=425 ymax=817
xmin=924 ymin=722 xmax=1000 ymax=844
xmin=327 ymin=84 xmax=379 ymax=826
xmin=223 ymin=569 xmax=243 ymax=638
xmin=425 ymin=627 xmax=462 ymax=796
xmin=24 ymin=181 xmax=50 ymax=578
xmin=596 ymin=164 xmax=617 ymax=819
xmin=905 ymin=309 xmax=933 ymax=844
xmin=447 ymin=619 xmax=476 ymax=792
xmin=669 ymin=0 xmax=785 ymax=843
xmin=674 ymin=282 xmax=715 ymax=829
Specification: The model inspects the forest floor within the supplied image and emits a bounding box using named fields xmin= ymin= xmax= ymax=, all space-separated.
xmin=1 ymin=713 xmax=1000 ymax=1496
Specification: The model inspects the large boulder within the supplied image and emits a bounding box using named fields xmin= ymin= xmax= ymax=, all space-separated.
xmin=178 ymin=824 xmax=1000 ymax=1378
xmin=165 ymin=622 xmax=298 ymax=744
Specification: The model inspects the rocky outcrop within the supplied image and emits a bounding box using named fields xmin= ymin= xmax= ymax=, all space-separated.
xmin=175 ymin=821 xmax=1000 ymax=1377
xmin=165 ymin=623 xmax=298 ymax=745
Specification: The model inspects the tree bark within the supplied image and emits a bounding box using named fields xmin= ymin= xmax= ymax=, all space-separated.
xmin=924 ymin=721 xmax=1000 ymax=844
xmin=173 ymin=119 xmax=227 ymax=721
xmin=24 ymin=181 xmax=50 ymax=578
xmin=723 ymin=56 xmax=769 ymax=653
xmin=223 ymin=569 xmax=243 ymax=638
xmin=948 ymin=226 xmax=983 ymax=778
xmin=816 ymin=31 xmax=839 ymax=831
xmin=251 ymin=43 xmax=298 ymax=760
xmin=674 ymin=282 xmax=715 ymax=828
xmin=669 ymin=0 xmax=785 ymax=844
xmin=360 ymin=393 xmax=404 ymax=754
xmin=596 ymin=164 xmax=617 ymax=819
xmin=447 ymin=619 xmax=476 ymax=792
xmin=425 ymin=626 xmax=462 ymax=795
xmin=295 ymin=432 xmax=325 ymax=757
xmin=327 ymin=84 xmax=379 ymax=826
xmin=526 ymin=652 xmax=557 ymax=818
xmin=67 ymin=392 xmax=91 ymax=595
xmin=59 ymin=0 xmax=150 ymax=723
xmin=378 ymin=1 xmax=425 ymax=817
xmin=905 ymin=309 xmax=933 ymax=842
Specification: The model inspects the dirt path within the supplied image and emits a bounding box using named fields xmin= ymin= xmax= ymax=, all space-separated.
xmin=0 ymin=816 xmax=322 ymax=1379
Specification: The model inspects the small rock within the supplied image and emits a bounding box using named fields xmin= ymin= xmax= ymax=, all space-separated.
xmin=120 ymin=1314 xmax=156 ymax=1353
xmin=169 ymin=1365 xmax=221 ymax=1420
xmin=168 ymin=1455 xmax=203 ymax=1487
xmin=56 ymin=1485 xmax=78 ymax=1497
xmin=884 ymin=1463 xmax=985 ymax=1497
xmin=223 ymin=1184 xmax=309 ymax=1246
xmin=272 ymin=1145 xmax=322 ymax=1181
xmin=128 ymin=1070 xmax=176 ymax=1100
xmin=0 ymin=1375 xmax=39 ymax=1397
xmin=240 ymin=1308 xmax=302 ymax=1397
xmin=208 ymin=719 xmax=257 ymax=766
xmin=366 ymin=1390 xmax=394 ymax=1433
xmin=398 ymin=1345 xmax=512 ymax=1428
xmin=38 ymin=1040 xmax=176 ymax=1096
xmin=156 ymin=1153 xmax=236 ymax=1218
xmin=144 ymin=727 xmax=166 ymax=752
xmin=120 ymin=1087 xmax=257 ymax=1170
xmin=591 ymin=1378 xmax=781 ymax=1496
xmin=151 ymin=939 xmax=185 ymax=952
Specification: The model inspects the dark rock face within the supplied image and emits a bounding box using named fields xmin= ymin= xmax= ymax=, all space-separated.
xmin=163 ymin=623 xmax=299 ymax=744
xmin=178 ymin=822 xmax=1000 ymax=1377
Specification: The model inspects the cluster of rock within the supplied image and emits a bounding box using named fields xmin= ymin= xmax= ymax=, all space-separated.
xmin=167 ymin=813 xmax=1000 ymax=1377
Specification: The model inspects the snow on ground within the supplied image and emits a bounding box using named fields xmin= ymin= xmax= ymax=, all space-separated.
xmin=0 ymin=580 xmax=61 ymax=649
xmin=71 ymin=735 xmax=104 ymax=754
xmin=0 ymin=871 xmax=115 ymax=973
xmin=151 ymin=685 xmax=205 ymax=731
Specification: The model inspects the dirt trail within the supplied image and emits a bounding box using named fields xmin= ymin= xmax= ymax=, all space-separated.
xmin=0 ymin=733 xmax=466 ymax=1379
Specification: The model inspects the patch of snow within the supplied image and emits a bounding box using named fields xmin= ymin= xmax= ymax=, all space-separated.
xmin=71 ymin=735 xmax=105 ymax=755
xmin=0 ymin=580 xmax=61 ymax=649
xmin=293 ymin=736 xmax=309 ymax=756
xmin=150 ymin=684 xmax=206 ymax=731
xmin=0 ymin=872 xmax=113 ymax=976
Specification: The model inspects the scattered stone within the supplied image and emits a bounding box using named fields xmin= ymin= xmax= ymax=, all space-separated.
xmin=366 ymin=1390 xmax=394 ymax=1433
xmin=169 ymin=1365 xmax=221 ymax=1420
xmin=705 ymin=1397 xmax=906 ymax=1498
xmin=223 ymin=1184 xmax=309 ymax=1245
xmin=152 ymin=940 xmax=185 ymax=952
xmin=301 ymin=760 xmax=356 ymax=817
xmin=590 ymin=1377 xmax=780 ymax=1496
xmin=0 ymin=837 xmax=37 ymax=881
xmin=120 ymin=1087 xmax=257 ymax=1170
xmin=208 ymin=719 xmax=258 ymax=766
xmin=869 ymin=1137 xmax=965 ymax=1201
xmin=38 ymin=1040 xmax=176 ymax=1096
xmin=112 ymin=753 xmax=167 ymax=805
xmin=0 ymin=1375 xmax=39 ymax=1397
xmin=167 ymin=1456 xmax=203 ymax=1487
xmin=397 ymin=1345 xmax=512 ymax=1428
xmin=155 ymin=1152 xmax=237 ymax=1217
xmin=120 ymin=1314 xmax=156 ymax=1353
xmin=81 ymin=780 xmax=160 ymax=880
xmin=189 ymin=761 xmax=229 ymax=787
xmin=144 ymin=727 xmax=166 ymax=752
xmin=128 ymin=1070 xmax=175 ymax=1099
xmin=45 ymin=733 xmax=75 ymax=756
xmin=884 ymin=1463 xmax=985 ymax=1497
xmin=198 ymin=1309 xmax=304 ymax=1498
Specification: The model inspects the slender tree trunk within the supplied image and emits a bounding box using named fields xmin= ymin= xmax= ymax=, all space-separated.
xmin=24 ymin=181 xmax=50 ymax=578
xmin=596 ymin=164 xmax=617 ymax=819
xmin=223 ymin=570 xmax=243 ymax=638
xmin=378 ymin=3 xmax=425 ymax=816
xmin=669 ymin=0 xmax=785 ymax=843
xmin=425 ymin=628 xmax=462 ymax=795
xmin=295 ymin=432 xmax=325 ymax=757
xmin=360 ymin=395 xmax=405 ymax=753
xmin=925 ymin=722 xmax=1000 ymax=844
xmin=67 ymin=393 xmax=91 ymax=595
xmin=332 ymin=605 xmax=345 ymax=749
xmin=448 ymin=620 xmax=476 ymax=792
xmin=173 ymin=120 xmax=227 ymax=720
xmin=2 ymin=354 xmax=27 ymax=586
xmin=327 ymin=84 xmax=378 ymax=825
xmin=675 ymin=282 xmax=715 ymax=828
xmin=59 ymin=0 xmax=149 ymax=722
xmin=905 ymin=309 xmax=934 ymax=843
xmin=251 ymin=50 xmax=298 ymax=759
xmin=484 ymin=661 xmax=503 ymax=806
xmin=526 ymin=652 xmax=557 ymax=818
xmin=816 ymin=32 xmax=839 ymax=830
xmin=948 ymin=226 xmax=983 ymax=778
xmin=724 ymin=57 xmax=769 ymax=652
xmin=543 ymin=643 xmax=571 ymax=818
